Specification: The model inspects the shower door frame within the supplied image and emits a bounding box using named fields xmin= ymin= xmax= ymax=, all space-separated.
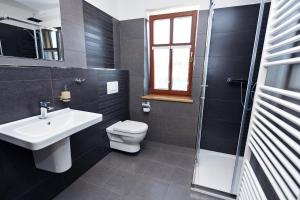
xmin=194 ymin=0 xmax=214 ymax=164
xmin=193 ymin=0 xmax=267 ymax=198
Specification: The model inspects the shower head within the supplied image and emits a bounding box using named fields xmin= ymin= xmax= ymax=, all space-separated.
xmin=27 ymin=17 xmax=42 ymax=23
xmin=0 ymin=17 xmax=7 ymax=21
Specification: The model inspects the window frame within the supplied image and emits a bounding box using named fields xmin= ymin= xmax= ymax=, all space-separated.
xmin=149 ymin=10 xmax=198 ymax=97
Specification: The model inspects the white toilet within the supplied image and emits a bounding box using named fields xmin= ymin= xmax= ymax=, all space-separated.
xmin=106 ymin=120 xmax=148 ymax=153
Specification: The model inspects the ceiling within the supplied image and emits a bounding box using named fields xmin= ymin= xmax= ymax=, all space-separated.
xmin=1 ymin=0 xmax=60 ymax=12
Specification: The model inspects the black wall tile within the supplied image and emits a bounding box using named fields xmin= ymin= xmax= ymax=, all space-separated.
xmin=203 ymin=99 xmax=243 ymax=123
xmin=51 ymin=67 xmax=83 ymax=80
xmin=212 ymin=5 xmax=260 ymax=33
xmin=83 ymin=1 xmax=116 ymax=68
xmin=200 ymin=4 xmax=268 ymax=155
xmin=209 ymin=31 xmax=256 ymax=58
xmin=0 ymin=66 xmax=129 ymax=200
xmin=201 ymin=119 xmax=241 ymax=154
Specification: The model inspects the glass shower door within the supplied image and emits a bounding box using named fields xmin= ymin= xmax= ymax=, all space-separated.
xmin=192 ymin=0 xmax=267 ymax=197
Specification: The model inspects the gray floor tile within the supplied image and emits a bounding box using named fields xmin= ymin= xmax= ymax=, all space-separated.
xmin=136 ymin=145 xmax=161 ymax=160
xmin=122 ymin=195 xmax=145 ymax=200
xmin=141 ymin=140 xmax=162 ymax=149
xmin=55 ymin=141 xmax=220 ymax=200
xmin=176 ymin=154 xmax=196 ymax=172
xmin=102 ymin=170 xmax=140 ymax=196
xmin=128 ymin=175 xmax=169 ymax=200
xmin=164 ymin=183 xmax=196 ymax=200
xmin=80 ymin=164 xmax=115 ymax=187
xmin=170 ymin=167 xmax=194 ymax=187
xmin=120 ymin=157 xmax=149 ymax=175
xmin=96 ymin=151 xmax=129 ymax=169
xmin=152 ymin=150 xmax=183 ymax=166
xmin=190 ymin=191 xmax=223 ymax=200
xmin=160 ymin=143 xmax=196 ymax=157
xmin=143 ymin=160 xmax=177 ymax=183
xmin=164 ymin=183 xmax=222 ymax=200
xmin=164 ymin=183 xmax=217 ymax=200
xmin=54 ymin=179 xmax=117 ymax=200
xmin=107 ymin=191 xmax=123 ymax=200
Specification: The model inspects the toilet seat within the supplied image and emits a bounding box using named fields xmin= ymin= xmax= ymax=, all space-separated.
xmin=113 ymin=120 xmax=148 ymax=134
xmin=107 ymin=120 xmax=148 ymax=136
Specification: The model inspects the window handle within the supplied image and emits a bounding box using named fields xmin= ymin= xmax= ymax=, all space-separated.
xmin=190 ymin=51 xmax=194 ymax=63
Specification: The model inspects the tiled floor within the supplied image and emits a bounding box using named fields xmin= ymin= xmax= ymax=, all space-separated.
xmin=54 ymin=141 xmax=220 ymax=200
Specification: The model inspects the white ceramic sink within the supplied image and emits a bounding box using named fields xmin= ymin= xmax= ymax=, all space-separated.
xmin=0 ymin=108 xmax=102 ymax=150
xmin=0 ymin=108 xmax=103 ymax=173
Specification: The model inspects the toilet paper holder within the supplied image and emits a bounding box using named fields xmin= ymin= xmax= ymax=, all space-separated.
xmin=142 ymin=101 xmax=151 ymax=113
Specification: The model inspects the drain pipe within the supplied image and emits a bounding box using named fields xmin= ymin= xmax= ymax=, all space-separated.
xmin=230 ymin=0 xmax=266 ymax=193
xmin=195 ymin=0 xmax=215 ymax=162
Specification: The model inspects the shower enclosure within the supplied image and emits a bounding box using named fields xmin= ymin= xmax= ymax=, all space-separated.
xmin=192 ymin=0 xmax=269 ymax=198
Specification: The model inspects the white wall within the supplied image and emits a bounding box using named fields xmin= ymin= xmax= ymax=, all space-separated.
xmin=0 ymin=2 xmax=34 ymax=29
xmin=84 ymin=0 xmax=119 ymax=19
xmin=117 ymin=0 xmax=206 ymax=20
xmin=0 ymin=2 xmax=61 ymax=29
xmin=85 ymin=0 xmax=266 ymax=21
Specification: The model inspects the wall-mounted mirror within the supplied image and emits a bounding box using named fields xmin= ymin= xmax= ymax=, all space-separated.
xmin=0 ymin=0 xmax=63 ymax=61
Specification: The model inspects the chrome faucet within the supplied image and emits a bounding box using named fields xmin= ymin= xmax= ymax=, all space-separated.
xmin=39 ymin=101 xmax=54 ymax=119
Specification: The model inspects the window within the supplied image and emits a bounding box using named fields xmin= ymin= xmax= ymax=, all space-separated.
xmin=149 ymin=11 xmax=197 ymax=96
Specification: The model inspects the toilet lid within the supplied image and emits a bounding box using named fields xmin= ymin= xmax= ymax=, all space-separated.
xmin=113 ymin=120 xmax=148 ymax=134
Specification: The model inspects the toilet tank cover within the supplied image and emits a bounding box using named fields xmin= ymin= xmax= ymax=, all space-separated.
xmin=113 ymin=120 xmax=148 ymax=134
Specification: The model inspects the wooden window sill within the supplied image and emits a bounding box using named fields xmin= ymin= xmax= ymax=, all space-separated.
xmin=141 ymin=94 xmax=193 ymax=103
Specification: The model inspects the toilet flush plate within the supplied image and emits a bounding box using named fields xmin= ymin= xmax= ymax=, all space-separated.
xmin=107 ymin=81 xmax=119 ymax=94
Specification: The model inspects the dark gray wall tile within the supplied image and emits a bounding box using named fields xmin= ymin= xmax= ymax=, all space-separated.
xmin=113 ymin=19 xmax=121 ymax=67
xmin=129 ymin=75 xmax=144 ymax=97
xmin=192 ymin=78 xmax=202 ymax=99
xmin=197 ymin=11 xmax=209 ymax=34
xmin=0 ymin=66 xmax=51 ymax=81
xmin=193 ymin=56 xmax=205 ymax=78
xmin=62 ymin=21 xmax=86 ymax=53
xmin=195 ymin=33 xmax=207 ymax=57
xmin=120 ymin=39 xmax=145 ymax=76
xmin=0 ymin=80 xmax=52 ymax=124
xmin=120 ymin=19 xmax=145 ymax=40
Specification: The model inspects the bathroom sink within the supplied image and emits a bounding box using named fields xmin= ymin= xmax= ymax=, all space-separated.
xmin=0 ymin=108 xmax=103 ymax=150
xmin=0 ymin=108 xmax=102 ymax=173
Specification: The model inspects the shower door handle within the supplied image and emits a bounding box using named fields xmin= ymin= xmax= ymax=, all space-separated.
xmin=0 ymin=40 xmax=3 ymax=56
